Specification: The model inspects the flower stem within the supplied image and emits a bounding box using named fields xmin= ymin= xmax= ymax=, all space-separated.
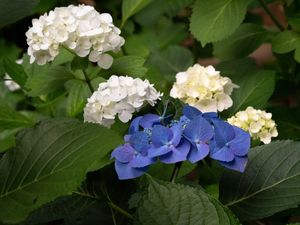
xmin=257 ymin=0 xmax=285 ymax=31
xmin=170 ymin=162 xmax=182 ymax=183
xmin=107 ymin=202 xmax=133 ymax=220
xmin=82 ymin=68 xmax=94 ymax=93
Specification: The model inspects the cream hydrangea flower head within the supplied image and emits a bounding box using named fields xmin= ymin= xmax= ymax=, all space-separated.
xmin=26 ymin=4 xmax=124 ymax=69
xmin=84 ymin=75 xmax=163 ymax=127
xmin=227 ymin=106 xmax=278 ymax=144
xmin=170 ymin=64 xmax=238 ymax=112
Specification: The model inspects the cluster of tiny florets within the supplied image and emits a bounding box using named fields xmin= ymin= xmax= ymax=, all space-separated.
xmin=26 ymin=4 xmax=124 ymax=69
xmin=170 ymin=64 xmax=238 ymax=113
xmin=228 ymin=106 xmax=278 ymax=144
xmin=83 ymin=75 xmax=162 ymax=127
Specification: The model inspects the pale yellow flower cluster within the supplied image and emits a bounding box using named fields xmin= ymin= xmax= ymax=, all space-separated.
xmin=170 ymin=64 xmax=238 ymax=112
xmin=228 ymin=107 xmax=278 ymax=144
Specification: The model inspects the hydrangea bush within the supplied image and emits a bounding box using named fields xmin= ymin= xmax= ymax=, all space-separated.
xmin=0 ymin=1 xmax=299 ymax=225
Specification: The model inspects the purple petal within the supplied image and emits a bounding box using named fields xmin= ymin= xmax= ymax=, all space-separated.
xmin=115 ymin=161 xmax=147 ymax=180
xmin=128 ymin=116 xmax=142 ymax=134
xmin=183 ymin=105 xmax=202 ymax=120
xmin=129 ymin=155 xmax=155 ymax=168
xmin=124 ymin=134 xmax=131 ymax=142
xmin=160 ymin=140 xmax=190 ymax=164
xmin=187 ymin=143 xmax=209 ymax=163
xmin=148 ymin=145 xmax=172 ymax=158
xmin=212 ymin=119 xmax=235 ymax=147
xmin=140 ymin=114 xmax=161 ymax=128
xmin=219 ymin=156 xmax=248 ymax=172
xmin=151 ymin=125 xmax=173 ymax=146
xmin=210 ymin=146 xmax=234 ymax=162
xmin=111 ymin=144 xmax=134 ymax=163
xmin=183 ymin=116 xmax=213 ymax=142
xmin=228 ymin=126 xmax=251 ymax=156
xmin=170 ymin=124 xmax=183 ymax=146
xmin=129 ymin=131 xmax=149 ymax=153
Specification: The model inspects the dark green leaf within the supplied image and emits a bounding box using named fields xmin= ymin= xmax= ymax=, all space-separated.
xmin=0 ymin=0 xmax=39 ymax=28
xmin=226 ymin=70 xmax=276 ymax=115
xmin=25 ymin=65 xmax=74 ymax=96
xmin=0 ymin=105 xmax=34 ymax=130
xmin=104 ymin=55 xmax=148 ymax=77
xmin=134 ymin=176 xmax=240 ymax=225
xmin=121 ymin=0 xmax=152 ymax=27
xmin=190 ymin=0 xmax=249 ymax=46
xmin=3 ymin=58 xmax=27 ymax=87
xmin=0 ymin=118 xmax=122 ymax=223
xmin=220 ymin=140 xmax=300 ymax=221
xmin=213 ymin=23 xmax=269 ymax=60
xmin=272 ymin=31 xmax=300 ymax=54
xmin=65 ymin=80 xmax=90 ymax=117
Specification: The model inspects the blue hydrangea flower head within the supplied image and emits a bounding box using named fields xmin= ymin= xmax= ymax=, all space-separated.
xmin=183 ymin=105 xmax=218 ymax=121
xmin=112 ymin=131 xmax=155 ymax=180
xmin=209 ymin=119 xmax=251 ymax=172
xmin=148 ymin=124 xmax=190 ymax=164
xmin=183 ymin=115 xmax=214 ymax=163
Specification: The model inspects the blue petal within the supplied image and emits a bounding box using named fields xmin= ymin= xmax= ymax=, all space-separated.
xmin=210 ymin=146 xmax=234 ymax=162
xmin=160 ymin=140 xmax=190 ymax=164
xmin=170 ymin=124 xmax=183 ymax=146
xmin=140 ymin=114 xmax=161 ymax=128
xmin=151 ymin=125 xmax=173 ymax=146
xmin=219 ymin=156 xmax=248 ymax=172
xmin=111 ymin=144 xmax=135 ymax=163
xmin=129 ymin=154 xmax=155 ymax=168
xmin=183 ymin=105 xmax=202 ymax=120
xmin=183 ymin=116 xmax=213 ymax=142
xmin=129 ymin=131 xmax=149 ymax=153
xmin=148 ymin=145 xmax=172 ymax=158
xmin=212 ymin=119 xmax=235 ymax=147
xmin=228 ymin=126 xmax=251 ymax=156
xmin=187 ymin=143 xmax=209 ymax=163
xmin=203 ymin=112 xmax=218 ymax=119
xmin=128 ymin=116 xmax=142 ymax=134
xmin=114 ymin=161 xmax=147 ymax=180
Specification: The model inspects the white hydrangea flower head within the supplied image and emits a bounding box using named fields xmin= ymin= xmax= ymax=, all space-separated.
xmin=83 ymin=75 xmax=163 ymax=127
xmin=170 ymin=64 xmax=238 ymax=112
xmin=4 ymin=59 xmax=23 ymax=91
xmin=227 ymin=106 xmax=278 ymax=144
xmin=26 ymin=4 xmax=124 ymax=69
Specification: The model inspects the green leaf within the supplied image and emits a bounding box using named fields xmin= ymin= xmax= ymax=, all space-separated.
xmin=220 ymin=140 xmax=300 ymax=221
xmin=0 ymin=0 xmax=39 ymax=28
xmin=134 ymin=176 xmax=240 ymax=225
xmin=104 ymin=55 xmax=148 ymax=77
xmin=213 ymin=23 xmax=269 ymax=60
xmin=121 ymin=0 xmax=152 ymax=27
xmin=0 ymin=118 xmax=122 ymax=223
xmin=3 ymin=58 xmax=28 ymax=87
xmin=190 ymin=0 xmax=249 ymax=46
xmin=0 ymin=105 xmax=34 ymax=130
xmin=65 ymin=80 xmax=90 ymax=117
xmin=226 ymin=70 xmax=276 ymax=115
xmin=146 ymin=45 xmax=193 ymax=78
xmin=25 ymin=65 xmax=74 ymax=97
xmin=272 ymin=31 xmax=300 ymax=54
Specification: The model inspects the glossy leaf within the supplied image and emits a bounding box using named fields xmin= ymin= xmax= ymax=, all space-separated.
xmin=190 ymin=0 xmax=249 ymax=46
xmin=0 ymin=118 xmax=121 ymax=223
xmin=220 ymin=140 xmax=300 ymax=221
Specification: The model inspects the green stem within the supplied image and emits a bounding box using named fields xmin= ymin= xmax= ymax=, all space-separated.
xmin=170 ymin=162 xmax=182 ymax=183
xmin=82 ymin=68 xmax=94 ymax=93
xmin=73 ymin=190 xmax=133 ymax=220
xmin=108 ymin=202 xmax=133 ymax=220
xmin=257 ymin=0 xmax=285 ymax=31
